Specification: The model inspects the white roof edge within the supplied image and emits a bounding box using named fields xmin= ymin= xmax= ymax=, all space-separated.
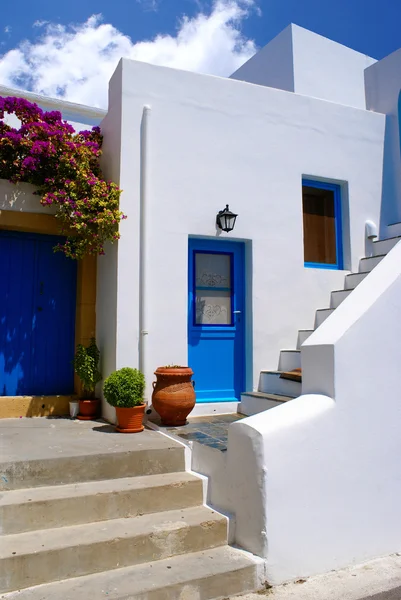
xmin=0 ymin=85 xmax=106 ymax=119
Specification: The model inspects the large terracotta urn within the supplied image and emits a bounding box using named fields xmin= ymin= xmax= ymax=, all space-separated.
xmin=152 ymin=367 xmax=196 ymax=426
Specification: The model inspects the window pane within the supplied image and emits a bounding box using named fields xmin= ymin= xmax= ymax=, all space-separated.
xmin=195 ymin=253 xmax=231 ymax=288
xmin=196 ymin=290 xmax=231 ymax=325
xmin=302 ymin=185 xmax=337 ymax=265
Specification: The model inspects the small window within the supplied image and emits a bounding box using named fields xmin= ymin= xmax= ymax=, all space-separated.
xmin=302 ymin=179 xmax=343 ymax=269
xmin=194 ymin=252 xmax=233 ymax=325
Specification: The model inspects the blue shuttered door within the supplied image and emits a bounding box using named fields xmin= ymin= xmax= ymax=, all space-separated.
xmin=0 ymin=231 xmax=77 ymax=396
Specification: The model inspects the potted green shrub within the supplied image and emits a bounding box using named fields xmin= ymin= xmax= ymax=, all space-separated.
xmin=103 ymin=367 xmax=146 ymax=433
xmin=72 ymin=338 xmax=102 ymax=420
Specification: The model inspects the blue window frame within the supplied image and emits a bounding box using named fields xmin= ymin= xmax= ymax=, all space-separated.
xmin=302 ymin=178 xmax=343 ymax=270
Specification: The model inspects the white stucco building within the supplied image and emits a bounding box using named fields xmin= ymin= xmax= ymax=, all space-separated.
xmin=2 ymin=23 xmax=401 ymax=587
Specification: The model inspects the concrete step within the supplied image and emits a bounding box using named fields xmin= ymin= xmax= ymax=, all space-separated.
xmin=345 ymin=271 xmax=369 ymax=290
xmin=315 ymin=308 xmax=334 ymax=328
xmin=387 ymin=222 xmax=401 ymax=237
xmin=240 ymin=391 xmax=293 ymax=416
xmin=0 ymin=546 xmax=263 ymax=600
xmin=297 ymin=329 xmax=314 ymax=349
xmin=0 ymin=472 xmax=203 ymax=535
xmin=259 ymin=371 xmax=300 ymax=397
xmin=373 ymin=235 xmax=401 ymax=256
xmin=278 ymin=349 xmax=301 ymax=371
xmin=0 ymin=505 xmax=227 ymax=593
xmin=359 ymin=254 xmax=385 ymax=273
xmin=0 ymin=443 xmax=185 ymax=491
xmin=330 ymin=289 xmax=352 ymax=308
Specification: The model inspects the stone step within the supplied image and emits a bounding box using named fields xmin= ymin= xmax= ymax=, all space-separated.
xmin=344 ymin=271 xmax=369 ymax=290
xmin=315 ymin=308 xmax=334 ymax=327
xmin=0 ymin=443 xmax=185 ymax=491
xmin=0 ymin=545 xmax=263 ymax=600
xmin=330 ymin=289 xmax=352 ymax=308
xmin=387 ymin=222 xmax=401 ymax=238
xmin=278 ymin=349 xmax=301 ymax=371
xmin=372 ymin=235 xmax=401 ymax=256
xmin=0 ymin=472 xmax=203 ymax=535
xmin=297 ymin=329 xmax=314 ymax=348
xmin=240 ymin=391 xmax=293 ymax=416
xmin=0 ymin=505 xmax=227 ymax=593
xmin=359 ymin=254 xmax=385 ymax=273
xmin=259 ymin=371 xmax=300 ymax=397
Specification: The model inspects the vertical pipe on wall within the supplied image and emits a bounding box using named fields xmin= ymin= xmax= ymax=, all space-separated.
xmin=139 ymin=106 xmax=151 ymax=397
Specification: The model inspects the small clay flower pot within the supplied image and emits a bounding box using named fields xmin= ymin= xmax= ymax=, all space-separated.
xmin=115 ymin=404 xmax=146 ymax=433
xmin=77 ymin=398 xmax=100 ymax=420
xmin=152 ymin=367 xmax=196 ymax=426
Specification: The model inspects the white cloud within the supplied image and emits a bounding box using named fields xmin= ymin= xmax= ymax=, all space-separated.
xmin=4 ymin=26 xmax=11 ymax=34
xmin=0 ymin=1 xmax=258 ymax=108
xmin=136 ymin=0 xmax=159 ymax=11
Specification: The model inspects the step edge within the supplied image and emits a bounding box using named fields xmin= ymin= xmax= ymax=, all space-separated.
xmin=0 ymin=546 xmax=261 ymax=599
xmin=0 ymin=505 xmax=225 ymax=557
xmin=241 ymin=392 xmax=293 ymax=402
xmin=0 ymin=472 xmax=202 ymax=506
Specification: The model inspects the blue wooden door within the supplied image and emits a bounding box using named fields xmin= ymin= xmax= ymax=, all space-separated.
xmin=188 ymin=239 xmax=245 ymax=403
xmin=0 ymin=230 xmax=77 ymax=396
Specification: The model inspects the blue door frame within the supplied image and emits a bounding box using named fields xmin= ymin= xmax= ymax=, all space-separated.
xmin=0 ymin=230 xmax=77 ymax=396
xmin=188 ymin=238 xmax=245 ymax=403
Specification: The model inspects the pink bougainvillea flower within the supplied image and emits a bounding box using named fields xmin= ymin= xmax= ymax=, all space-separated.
xmin=0 ymin=96 xmax=124 ymax=259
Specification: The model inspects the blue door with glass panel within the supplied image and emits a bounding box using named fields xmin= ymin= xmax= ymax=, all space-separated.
xmin=188 ymin=238 xmax=245 ymax=403
xmin=0 ymin=230 xmax=77 ymax=396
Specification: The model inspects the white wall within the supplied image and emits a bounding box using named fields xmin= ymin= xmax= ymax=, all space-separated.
xmin=292 ymin=25 xmax=376 ymax=109
xmin=365 ymin=49 xmax=401 ymax=232
xmin=229 ymin=241 xmax=401 ymax=583
xmin=96 ymin=66 xmax=124 ymax=423
xmin=230 ymin=25 xmax=295 ymax=93
xmin=109 ymin=58 xmax=385 ymax=398
xmin=231 ymin=24 xmax=376 ymax=110
xmin=0 ymin=180 xmax=56 ymax=215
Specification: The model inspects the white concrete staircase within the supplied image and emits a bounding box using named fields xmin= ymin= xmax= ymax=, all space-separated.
xmin=0 ymin=429 xmax=262 ymax=598
xmin=241 ymin=224 xmax=401 ymax=415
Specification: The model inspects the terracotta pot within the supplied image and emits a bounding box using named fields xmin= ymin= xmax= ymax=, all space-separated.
xmin=152 ymin=367 xmax=196 ymax=426
xmin=77 ymin=398 xmax=100 ymax=420
xmin=115 ymin=404 xmax=146 ymax=433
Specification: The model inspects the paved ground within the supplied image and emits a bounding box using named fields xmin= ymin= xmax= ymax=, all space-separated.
xmin=0 ymin=416 xmax=181 ymax=464
xmin=153 ymin=413 xmax=245 ymax=451
xmin=228 ymin=553 xmax=401 ymax=600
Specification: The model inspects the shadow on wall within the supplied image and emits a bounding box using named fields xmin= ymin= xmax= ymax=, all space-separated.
xmin=379 ymin=114 xmax=401 ymax=235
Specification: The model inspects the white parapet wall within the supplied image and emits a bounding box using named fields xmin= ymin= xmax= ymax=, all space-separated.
xmin=0 ymin=179 xmax=56 ymax=215
xmin=227 ymin=240 xmax=401 ymax=584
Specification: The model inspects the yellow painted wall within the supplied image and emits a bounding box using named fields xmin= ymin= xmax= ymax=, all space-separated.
xmin=0 ymin=210 xmax=97 ymax=418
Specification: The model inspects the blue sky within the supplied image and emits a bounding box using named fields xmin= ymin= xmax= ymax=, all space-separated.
xmin=0 ymin=0 xmax=400 ymax=107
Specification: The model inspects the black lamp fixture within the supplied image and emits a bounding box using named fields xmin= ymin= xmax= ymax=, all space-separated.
xmin=216 ymin=204 xmax=238 ymax=233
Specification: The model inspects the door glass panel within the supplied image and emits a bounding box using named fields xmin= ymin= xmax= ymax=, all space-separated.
xmin=194 ymin=252 xmax=232 ymax=325
xmin=195 ymin=253 xmax=231 ymax=288
xmin=196 ymin=290 xmax=231 ymax=325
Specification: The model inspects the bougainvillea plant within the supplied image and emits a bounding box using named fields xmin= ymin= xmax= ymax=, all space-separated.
xmin=0 ymin=96 xmax=125 ymax=259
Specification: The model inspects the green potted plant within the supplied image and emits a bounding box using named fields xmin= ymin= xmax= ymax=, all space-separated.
xmin=72 ymin=338 xmax=102 ymax=420
xmin=103 ymin=367 xmax=146 ymax=433
xmin=151 ymin=365 xmax=196 ymax=426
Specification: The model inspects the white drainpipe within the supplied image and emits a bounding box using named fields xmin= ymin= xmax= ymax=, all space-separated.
xmin=139 ymin=106 xmax=151 ymax=396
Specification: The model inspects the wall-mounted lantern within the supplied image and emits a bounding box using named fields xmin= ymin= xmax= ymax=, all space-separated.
xmin=216 ymin=205 xmax=238 ymax=233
